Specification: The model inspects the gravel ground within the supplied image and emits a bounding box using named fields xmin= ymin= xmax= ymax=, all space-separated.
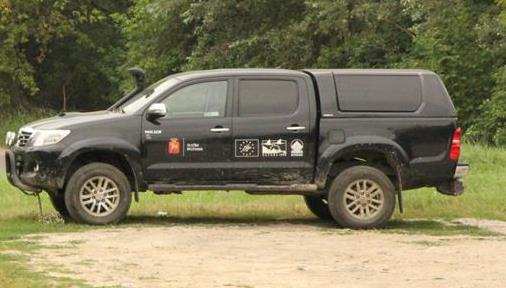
xmin=25 ymin=221 xmax=506 ymax=288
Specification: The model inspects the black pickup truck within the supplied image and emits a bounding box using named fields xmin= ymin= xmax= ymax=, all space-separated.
xmin=5 ymin=68 xmax=468 ymax=228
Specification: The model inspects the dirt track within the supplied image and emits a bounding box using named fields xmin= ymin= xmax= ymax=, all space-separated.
xmin=26 ymin=221 xmax=506 ymax=288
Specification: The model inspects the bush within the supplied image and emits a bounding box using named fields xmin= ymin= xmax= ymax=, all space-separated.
xmin=467 ymin=67 xmax=506 ymax=146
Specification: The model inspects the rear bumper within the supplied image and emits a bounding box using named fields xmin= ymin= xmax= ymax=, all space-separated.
xmin=436 ymin=163 xmax=469 ymax=196
xmin=453 ymin=163 xmax=469 ymax=179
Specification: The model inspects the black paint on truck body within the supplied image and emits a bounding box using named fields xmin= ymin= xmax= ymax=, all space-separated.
xmin=6 ymin=68 xmax=462 ymax=199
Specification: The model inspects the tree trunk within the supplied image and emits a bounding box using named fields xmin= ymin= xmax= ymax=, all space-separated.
xmin=62 ymin=84 xmax=66 ymax=112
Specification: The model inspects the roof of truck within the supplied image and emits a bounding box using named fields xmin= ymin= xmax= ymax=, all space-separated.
xmin=170 ymin=68 xmax=306 ymax=81
xmin=165 ymin=68 xmax=437 ymax=82
xmin=304 ymin=69 xmax=436 ymax=75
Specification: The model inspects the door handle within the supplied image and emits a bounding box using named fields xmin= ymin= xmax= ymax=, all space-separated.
xmin=210 ymin=127 xmax=230 ymax=133
xmin=286 ymin=126 xmax=306 ymax=131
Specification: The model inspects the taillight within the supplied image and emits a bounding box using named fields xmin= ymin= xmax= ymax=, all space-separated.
xmin=450 ymin=127 xmax=462 ymax=161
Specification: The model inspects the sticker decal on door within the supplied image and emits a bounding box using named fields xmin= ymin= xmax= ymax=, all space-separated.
xmin=235 ymin=139 xmax=259 ymax=157
xmin=261 ymin=139 xmax=287 ymax=157
xmin=168 ymin=138 xmax=182 ymax=155
xmin=290 ymin=139 xmax=304 ymax=157
xmin=186 ymin=142 xmax=204 ymax=152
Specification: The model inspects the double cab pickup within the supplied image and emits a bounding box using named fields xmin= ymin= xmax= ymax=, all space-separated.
xmin=5 ymin=68 xmax=468 ymax=228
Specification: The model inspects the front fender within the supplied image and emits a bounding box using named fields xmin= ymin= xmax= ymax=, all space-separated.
xmin=314 ymin=136 xmax=410 ymax=188
xmin=57 ymin=137 xmax=142 ymax=189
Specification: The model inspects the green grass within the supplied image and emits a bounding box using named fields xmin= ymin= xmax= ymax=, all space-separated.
xmin=0 ymin=144 xmax=505 ymax=286
xmin=399 ymin=144 xmax=506 ymax=220
xmin=0 ymin=109 xmax=54 ymax=145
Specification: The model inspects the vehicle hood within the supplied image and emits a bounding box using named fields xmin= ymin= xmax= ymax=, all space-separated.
xmin=23 ymin=111 xmax=128 ymax=130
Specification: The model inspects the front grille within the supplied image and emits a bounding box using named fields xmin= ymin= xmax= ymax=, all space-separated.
xmin=17 ymin=129 xmax=33 ymax=147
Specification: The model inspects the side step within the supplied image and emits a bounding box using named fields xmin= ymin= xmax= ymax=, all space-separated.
xmin=148 ymin=183 xmax=320 ymax=195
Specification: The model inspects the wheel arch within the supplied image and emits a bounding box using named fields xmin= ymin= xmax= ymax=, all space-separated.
xmin=57 ymin=138 xmax=143 ymax=195
xmin=315 ymin=136 xmax=409 ymax=189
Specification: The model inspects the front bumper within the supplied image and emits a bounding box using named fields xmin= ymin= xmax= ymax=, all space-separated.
xmin=5 ymin=146 xmax=65 ymax=193
xmin=5 ymin=150 xmax=41 ymax=193
xmin=436 ymin=163 xmax=469 ymax=196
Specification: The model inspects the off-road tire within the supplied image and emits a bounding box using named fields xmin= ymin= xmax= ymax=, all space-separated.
xmin=303 ymin=195 xmax=333 ymax=221
xmin=327 ymin=165 xmax=395 ymax=229
xmin=49 ymin=192 xmax=71 ymax=220
xmin=64 ymin=163 xmax=132 ymax=225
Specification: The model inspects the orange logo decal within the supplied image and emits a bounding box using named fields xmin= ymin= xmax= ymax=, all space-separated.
xmin=168 ymin=138 xmax=181 ymax=155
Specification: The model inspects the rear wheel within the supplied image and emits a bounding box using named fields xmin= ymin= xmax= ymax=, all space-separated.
xmin=303 ymin=195 xmax=333 ymax=221
xmin=64 ymin=163 xmax=132 ymax=225
xmin=327 ymin=165 xmax=395 ymax=229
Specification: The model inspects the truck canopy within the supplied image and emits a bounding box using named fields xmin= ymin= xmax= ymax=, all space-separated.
xmin=304 ymin=69 xmax=457 ymax=118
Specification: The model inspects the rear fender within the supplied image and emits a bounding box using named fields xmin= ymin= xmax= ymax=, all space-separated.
xmin=315 ymin=136 xmax=410 ymax=188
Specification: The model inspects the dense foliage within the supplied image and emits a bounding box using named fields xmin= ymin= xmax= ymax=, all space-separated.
xmin=0 ymin=0 xmax=129 ymax=110
xmin=0 ymin=0 xmax=505 ymax=144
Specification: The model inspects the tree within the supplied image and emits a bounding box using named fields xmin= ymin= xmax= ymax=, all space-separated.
xmin=0 ymin=0 xmax=130 ymax=112
xmin=398 ymin=0 xmax=505 ymax=129
xmin=467 ymin=0 xmax=506 ymax=145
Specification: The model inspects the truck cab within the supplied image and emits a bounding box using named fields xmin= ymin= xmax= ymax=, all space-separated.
xmin=5 ymin=68 xmax=468 ymax=228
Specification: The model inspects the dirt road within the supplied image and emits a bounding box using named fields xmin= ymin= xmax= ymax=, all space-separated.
xmin=26 ymin=221 xmax=506 ymax=288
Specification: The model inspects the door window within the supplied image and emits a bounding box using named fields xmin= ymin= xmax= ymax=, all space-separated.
xmin=161 ymin=81 xmax=228 ymax=118
xmin=238 ymin=80 xmax=299 ymax=116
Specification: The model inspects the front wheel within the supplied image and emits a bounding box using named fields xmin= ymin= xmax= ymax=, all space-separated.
xmin=64 ymin=163 xmax=132 ymax=225
xmin=49 ymin=192 xmax=71 ymax=220
xmin=327 ymin=165 xmax=395 ymax=229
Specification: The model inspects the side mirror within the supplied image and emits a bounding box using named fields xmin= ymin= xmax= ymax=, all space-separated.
xmin=147 ymin=103 xmax=167 ymax=119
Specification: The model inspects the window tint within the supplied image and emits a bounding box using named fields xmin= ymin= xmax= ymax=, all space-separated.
xmin=335 ymin=75 xmax=422 ymax=112
xmin=162 ymin=81 xmax=227 ymax=118
xmin=239 ymin=80 xmax=299 ymax=116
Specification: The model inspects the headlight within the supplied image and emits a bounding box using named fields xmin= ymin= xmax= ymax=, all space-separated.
xmin=5 ymin=131 xmax=16 ymax=146
xmin=30 ymin=130 xmax=71 ymax=147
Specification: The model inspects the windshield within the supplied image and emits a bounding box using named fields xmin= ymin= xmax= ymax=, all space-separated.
xmin=117 ymin=77 xmax=180 ymax=114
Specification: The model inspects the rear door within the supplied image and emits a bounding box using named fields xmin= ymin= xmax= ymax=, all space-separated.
xmin=230 ymin=75 xmax=314 ymax=184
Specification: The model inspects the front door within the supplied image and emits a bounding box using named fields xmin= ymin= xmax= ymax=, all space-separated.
xmin=142 ymin=79 xmax=233 ymax=183
xmin=230 ymin=76 xmax=314 ymax=184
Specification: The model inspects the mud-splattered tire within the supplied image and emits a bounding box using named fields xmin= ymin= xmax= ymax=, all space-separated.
xmin=303 ymin=195 xmax=333 ymax=221
xmin=328 ymin=165 xmax=395 ymax=229
xmin=49 ymin=192 xmax=71 ymax=220
xmin=64 ymin=163 xmax=132 ymax=225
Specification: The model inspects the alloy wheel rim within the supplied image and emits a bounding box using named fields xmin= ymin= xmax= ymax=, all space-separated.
xmin=79 ymin=176 xmax=120 ymax=217
xmin=342 ymin=179 xmax=384 ymax=220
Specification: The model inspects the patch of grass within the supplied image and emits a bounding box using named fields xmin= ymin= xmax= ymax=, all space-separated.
xmin=0 ymin=182 xmax=93 ymax=287
xmin=384 ymin=220 xmax=499 ymax=236
xmin=0 ymin=109 xmax=54 ymax=146
xmin=0 ymin=241 xmax=93 ymax=288
xmin=410 ymin=240 xmax=445 ymax=247
xmin=398 ymin=144 xmax=506 ymax=221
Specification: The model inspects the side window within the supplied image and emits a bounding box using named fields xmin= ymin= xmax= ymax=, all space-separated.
xmin=162 ymin=81 xmax=227 ymax=118
xmin=334 ymin=75 xmax=422 ymax=112
xmin=238 ymin=79 xmax=299 ymax=116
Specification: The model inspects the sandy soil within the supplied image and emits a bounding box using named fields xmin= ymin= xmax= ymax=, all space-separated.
xmin=25 ymin=221 xmax=506 ymax=288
